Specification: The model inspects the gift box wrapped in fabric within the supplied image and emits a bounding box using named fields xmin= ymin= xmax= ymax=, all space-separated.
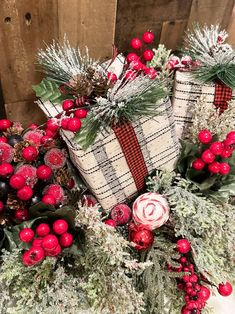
xmin=170 ymin=25 xmax=235 ymax=139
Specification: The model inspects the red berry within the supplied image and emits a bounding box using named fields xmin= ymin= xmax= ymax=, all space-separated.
xmin=41 ymin=135 xmax=53 ymax=145
xmin=22 ymin=146 xmax=38 ymax=161
xmin=42 ymin=234 xmax=58 ymax=251
xmin=107 ymin=72 xmax=117 ymax=82
xmin=28 ymin=246 xmax=45 ymax=263
xmin=9 ymin=174 xmax=26 ymax=189
xmin=226 ymin=131 xmax=235 ymax=142
xmin=60 ymin=232 xmax=73 ymax=247
xmin=182 ymin=275 xmax=190 ymax=282
xmin=0 ymin=119 xmax=11 ymax=131
xmin=32 ymin=238 xmax=43 ymax=247
xmin=36 ymin=223 xmax=50 ymax=237
xmin=130 ymin=38 xmax=142 ymax=50
xmin=46 ymin=118 xmax=59 ymax=133
xmin=0 ymin=201 xmax=4 ymax=212
xmin=177 ymin=239 xmax=191 ymax=254
xmin=190 ymin=274 xmax=198 ymax=283
xmin=198 ymin=286 xmax=211 ymax=301
xmin=42 ymin=194 xmax=56 ymax=205
xmin=126 ymin=53 xmax=139 ymax=63
xmin=192 ymin=158 xmax=205 ymax=171
xmin=22 ymin=250 xmax=35 ymax=266
xmin=19 ymin=228 xmax=34 ymax=242
xmin=0 ymin=163 xmax=14 ymax=177
xmin=209 ymin=141 xmax=223 ymax=155
xmin=223 ymin=137 xmax=235 ymax=148
xmin=198 ymin=129 xmax=212 ymax=144
xmin=61 ymin=118 xmax=70 ymax=130
xmin=44 ymin=148 xmax=66 ymax=170
xmin=67 ymin=178 xmax=75 ymax=189
xmin=208 ymin=161 xmax=220 ymax=174
xmin=201 ymin=149 xmax=215 ymax=164
xmin=0 ymin=136 xmax=7 ymax=143
xmin=28 ymin=123 xmax=38 ymax=130
xmin=179 ymin=257 xmax=187 ymax=264
xmin=46 ymin=244 xmax=61 ymax=256
xmin=143 ymin=49 xmax=154 ymax=61
xmin=142 ymin=31 xmax=154 ymax=44
xmin=53 ymin=219 xmax=68 ymax=235
xmin=45 ymin=129 xmax=55 ymax=138
xmin=111 ymin=204 xmax=132 ymax=225
xmin=124 ymin=70 xmax=137 ymax=80
xmin=219 ymin=162 xmax=230 ymax=175
xmin=67 ymin=117 xmax=82 ymax=132
xmin=144 ymin=67 xmax=157 ymax=79
xmin=17 ymin=186 xmax=33 ymax=200
xmin=220 ymin=147 xmax=233 ymax=158
xmin=218 ymin=282 xmax=233 ymax=297
xmin=74 ymin=109 xmax=87 ymax=119
xmin=36 ymin=165 xmax=52 ymax=180
xmin=62 ymin=99 xmax=75 ymax=111
xmin=105 ymin=219 xmax=116 ymax=227
xmin=14 ymin=208 xmax=29 ymax=221
xmin=130 ymin=60 xmax=143 ymax=71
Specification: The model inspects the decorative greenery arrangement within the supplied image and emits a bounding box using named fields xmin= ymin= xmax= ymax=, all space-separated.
xmin=184 ymin=24 xmax=235 ymax=88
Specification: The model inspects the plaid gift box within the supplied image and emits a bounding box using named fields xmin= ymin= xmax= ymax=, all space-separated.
xmin=172 ymin=71 xmax=235 ymax=139
xmin=38 ymin=97 xmax=179 ymax=211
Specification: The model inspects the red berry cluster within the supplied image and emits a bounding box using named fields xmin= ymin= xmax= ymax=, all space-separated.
xmin=126 ymin=31 xmax=157 ymax=79
xmin=192 ymin=130 xmax=235 ymax=176
xmin=0 ymin=119 xmax=75 ymax=224
xmin=19 ymin=219 xmax=73 ymax=266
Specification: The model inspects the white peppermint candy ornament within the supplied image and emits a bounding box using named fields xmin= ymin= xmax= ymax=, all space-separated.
xmin=132 ymin=192 xmax=170 ymax=230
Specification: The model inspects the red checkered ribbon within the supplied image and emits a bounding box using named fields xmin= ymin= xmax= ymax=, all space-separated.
xmin=214 ymin=82 xmax=233 ymax=113
xmin=112 ymin=122 xmax=148 ymax=191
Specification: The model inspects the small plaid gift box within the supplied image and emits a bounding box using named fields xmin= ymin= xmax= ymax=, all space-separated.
xmin=37 ymin=98 xmax=179 ymax=211
xmin=172 ymin=71 xmax=235 ymax=139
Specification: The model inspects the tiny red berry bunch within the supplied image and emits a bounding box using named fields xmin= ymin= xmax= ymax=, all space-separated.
xmin=19 ymin=219 xmax=74 ymax=266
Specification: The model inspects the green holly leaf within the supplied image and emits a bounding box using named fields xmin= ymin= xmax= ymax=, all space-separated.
xmin=32 ymin=79 xmax=64 ymax=103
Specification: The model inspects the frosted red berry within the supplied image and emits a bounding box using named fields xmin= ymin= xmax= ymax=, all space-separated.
xmin=198 ymin=286 xmax=211 ymax=301
xmin=15 ymin=165 xmax=37 ymax=187
xmin=0 ymin=143 xmax=14 ymax=163
xmin=53 ymin=219 xmax=68 ymax=235
xmin=131 ymin=59 xmax=143 ymax=71
xmin=19 ymin=228 xmax=34 ymax=242
xmin=0 ymin=136 xmax=7 ymax=143
xmin=198 ymin=130 xmax=212 ymax=144
xmin=105 ymin=219 xmax=116 ymax=227
xmin=44 ymin=148 xmax=66 ymax=170
xmin=201 ymin=149 xmax=215 ymax=164
xmin=28 ymin=123 xmax=38 ymax=130
xmin=62 ymin=99 xmax=75 ymax=111
xmin=209 ymin=141 xmax=223 ymax=155
xmin=42 ymin=234 xmax=58 ymax=251
xmin=176 ymin=239 xmax=191 ymax=254
xmin=143 ymin=49 xmax=154 ymax=61
xmin=23 ymin=130 xmax=43 ymax=146
xmin=218 ymin=282 xmax=233 ymax=297
xmin=0 ymin=119 xmax=11 ymax=131
xmin=142 ymin=31 xmax=154 ymax=44
xmin=219 ymin=162 xmax=230 ymax=175
xmin=42 ymin=194 xmax=56 ymax=205
xmin=0 ymin=163 xmax=14 ymax=177
xmin=60 ymin=232 xmax=73 ymax=247
xmin=9 ymin=174 xmax=26 ymax=189
xmin=36 ymin=223 xmax=50 ymax=237
xmin=111 ymin=204 xmax=132 ymax=225
xmin=130 ymin=38 xmax=142 ymax=50
xmin=192 ymin=158 xmax=205 ymax=171
xmin=43 ymin=184 xmax=65 ymax=205
xmin=46 ymin=118 xmax=59 ymax=133
xmin=36 ymin=165 xmax=52 ymax=180
xmin=74 ymin=109 xmax=87 ymax=119
xmin=67 ymin=117 xmax=82 ymax=132
xmin=17 ymin=186 xmax=33 ymax=201
xmin=14 ymin=208 xmax=29 ymax=221
xmin=22 ymin=146 xmax=38 ymax=161
xmin=208 ymin=161 xmax=220 ymax=174
xmin=144 ymin=67 xmax=157 ymax=79
xmin=126 ymin=52 xmax=139 ymax=63
xmin=107 ymin=72 xmax=118 ymax=82
xmin=41 ymin=135 xmax=53 ymax=145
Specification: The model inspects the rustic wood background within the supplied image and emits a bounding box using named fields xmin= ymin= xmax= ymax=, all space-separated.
xmin=0 ymin=0 xmax=235 ymax=126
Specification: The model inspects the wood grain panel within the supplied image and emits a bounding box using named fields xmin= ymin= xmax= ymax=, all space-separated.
xmin=0 ymin=0 xmax=58 ymax=104
xmin=160 ymin=19 xmax=188 ymax=50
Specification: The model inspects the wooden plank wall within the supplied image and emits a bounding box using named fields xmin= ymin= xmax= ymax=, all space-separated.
xmin=0 ymin=0 xmax=234 ymax=126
